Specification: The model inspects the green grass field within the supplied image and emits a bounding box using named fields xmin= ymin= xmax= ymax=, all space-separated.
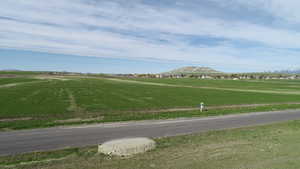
xmin=3 ymin=120 xmax=300 ymax=169
xmin=1 ymin=76 xmax=300 ymax=130
xmin=126 ymin=77 xmax=300 ymax=91
xmin=2 ymin=74 xmax=300 ymax=168
xmin=0 ymin=78 xmax=40 ymax=85
xmin=0 ymin=71 xmax=47 ymax=75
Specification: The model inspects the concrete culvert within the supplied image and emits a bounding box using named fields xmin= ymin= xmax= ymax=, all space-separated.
xmin=98 ymin=137 xmax=156 ymax=156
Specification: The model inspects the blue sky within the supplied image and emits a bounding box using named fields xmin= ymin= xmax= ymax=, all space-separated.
xmin=1 ymin=0 xmax=300 ymax=73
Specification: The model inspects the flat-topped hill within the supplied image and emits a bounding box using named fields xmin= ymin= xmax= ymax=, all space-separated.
xmin=164 ymin=66 xmax=223 ymax=75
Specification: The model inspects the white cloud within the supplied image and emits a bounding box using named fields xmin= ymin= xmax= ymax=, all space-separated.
xmin=1 ymin=0 xmax=300 ymax=71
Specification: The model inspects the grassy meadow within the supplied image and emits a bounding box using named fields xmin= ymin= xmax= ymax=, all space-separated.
xmin=0 ymin=78 xmax=40 ymax=85
xmin=126 ymin=77 xmax=300 ymax=92
xmin=3 ymin=120 xmax=300 ymax=169
xmin=1 ymin=75 xmax=300 ymax=130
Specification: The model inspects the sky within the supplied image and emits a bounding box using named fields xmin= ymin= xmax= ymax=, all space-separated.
xmin=1 ymin=0 xmax=300 ymax=73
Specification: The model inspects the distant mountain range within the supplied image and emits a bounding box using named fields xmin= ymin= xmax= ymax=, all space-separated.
xmin=164 ymin=66 xmax=223 ymax=75
xmin=272 ymin=69 xmax=300 ymax=74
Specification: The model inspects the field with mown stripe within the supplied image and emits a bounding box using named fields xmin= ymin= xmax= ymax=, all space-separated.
xmin=125 ymin=77 xmax=300 ymax=92
xmin=1 ymin=75 xmax=300 ymax=130
xmin=0 ymin=77 xmax=40 ymax=85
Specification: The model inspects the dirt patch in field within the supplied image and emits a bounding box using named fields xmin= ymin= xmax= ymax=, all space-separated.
xmin=0 ymin=117 xmax=32 ymax=122
xmin=0 ymin=75 xmax=20 ymax=78
xmin=34 ymin=75 xmax=70 ymax=81
xmin=0 ymin=80 xmax=47 ymax=88
xmin=0 ymin=83 xmax=18 ymax=88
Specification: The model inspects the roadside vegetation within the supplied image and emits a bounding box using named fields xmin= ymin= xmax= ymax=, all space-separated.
xmin=1 ymin=75 xmax=300 ymax=130
xmin=3 ymin=120 xmax=300 ymax=169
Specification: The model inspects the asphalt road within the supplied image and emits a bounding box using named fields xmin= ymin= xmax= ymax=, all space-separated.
xmin=1 ymin=109 xmax=300 ymax=156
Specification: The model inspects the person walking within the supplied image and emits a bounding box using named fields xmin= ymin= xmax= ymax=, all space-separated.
xmin=200 ymin=102 xmax=204 ymax=112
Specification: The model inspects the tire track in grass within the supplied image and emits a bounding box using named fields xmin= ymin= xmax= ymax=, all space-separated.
xmin=66 ymin=89 xmax=80 ymax=112
xmin=54 ymin=89 xmax=102 ymax=124
xmin=65 ymin=88 xmax=86 ymax=115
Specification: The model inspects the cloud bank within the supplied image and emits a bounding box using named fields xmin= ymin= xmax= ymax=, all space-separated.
xmin=1 ymin=0 xmax=300 ymax=71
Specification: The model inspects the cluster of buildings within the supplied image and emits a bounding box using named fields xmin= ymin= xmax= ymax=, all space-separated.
xmin=9 ymin=70 xmax=299 ymax=80
xmin=115 ymin=73 xmax=300 ymax=80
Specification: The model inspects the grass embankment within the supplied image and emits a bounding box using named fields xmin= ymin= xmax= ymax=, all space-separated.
xmin=3 ymin=120 xmax=300 ymax=169
xmin=1 ymin=77 xmax=300 ymax=130
xmin=2 ymin=103 xmax=300 ymax=131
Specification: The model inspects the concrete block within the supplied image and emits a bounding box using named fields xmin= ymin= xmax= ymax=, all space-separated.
xmin=98 ymin=137 xmax=156 ymax=156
